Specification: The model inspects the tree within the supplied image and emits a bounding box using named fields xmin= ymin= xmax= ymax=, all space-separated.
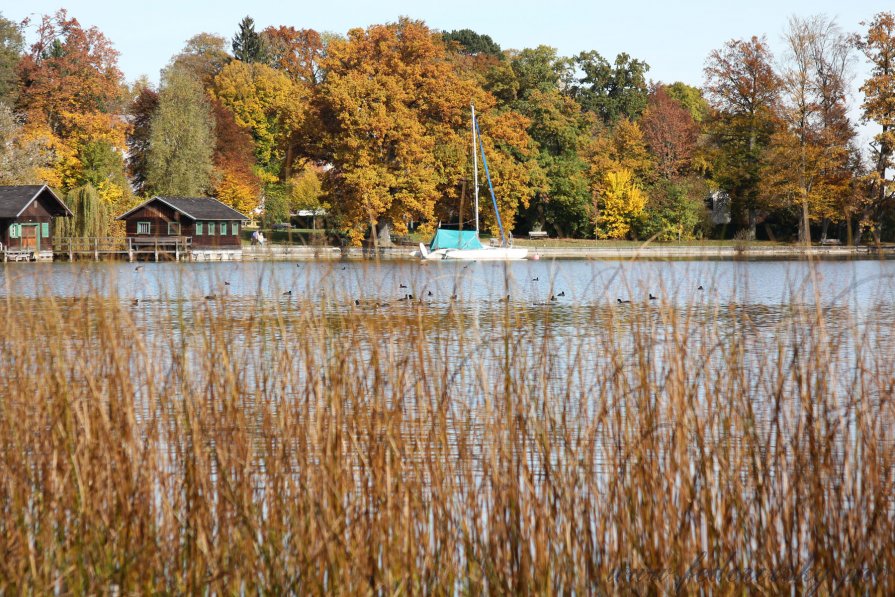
xmin=858 ymin=12 xmax=895 ymax=239
xmin=664 ymin=82 xmax=710 ymax=123
xmin=704 ymin=36 xmax=781 ymax=238
xmin=0 ymin=13 xmax=24 ymax=105
xmin=211 ymin=98 xmax=261 ymax=215
xmin=768 ymin=15 xmax=855 ymax=242
xmin=572 ymin=51 xmax=650 ymax=123
xmin=15 ymin=11 xmax=127 ymax=190
xmin=596 ymin=168 xmax=646 ymax=239
xmin=232 ymin=16 xmax=265 ymax=64
xmin=145 ymin=67 xmax=215 ymax=197
xmin=126 ymin=83 xmax=158 ymax=193
xmin=442 ymin=29 xmax=502 ymax=58
xmin=212 ymin=60 xmax=308 ymax=178
xmin=317 ymin=19 xmax=538 ymax=244
xmin=262 ymin=26 xmax=324 ymax=85
xmin=640 ymin=85 xmax=700 ymax=179
xmin=56 ymin=183 xmax=111 ymax=238
xmin=168 ymin=33 xmax=230 ymax=87
xmin=0 ymin=101 xmax=52 ymax=184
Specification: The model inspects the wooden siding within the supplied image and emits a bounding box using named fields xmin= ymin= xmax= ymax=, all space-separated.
xmin=121 ymin=199 xmax=242 ymax=249
xmin=1 ymin=191 xmax=63 ymax=251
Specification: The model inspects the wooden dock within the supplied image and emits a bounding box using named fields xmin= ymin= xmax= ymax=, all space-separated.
xmin=54 ymin=237 xmax=193 ymax=261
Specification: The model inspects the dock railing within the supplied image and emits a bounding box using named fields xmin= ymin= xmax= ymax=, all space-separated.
xmin=56 ymin=236 xmax=193 ymax=261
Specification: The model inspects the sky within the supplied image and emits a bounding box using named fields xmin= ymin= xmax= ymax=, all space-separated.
xmin=4 ymin=0 xmax=891 ymax=141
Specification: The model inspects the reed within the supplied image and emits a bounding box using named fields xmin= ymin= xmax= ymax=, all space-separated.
xmin=0 ymin=264 xmax=893 ymax=594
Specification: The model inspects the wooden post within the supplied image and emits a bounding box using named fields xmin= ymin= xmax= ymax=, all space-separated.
xmin=154 ymin=238 xmax=158 ymax=262
xmin=128 ymin=237 xmax=133 ymax=262
xmin=94 ymin=237 xmax=99 ymax=261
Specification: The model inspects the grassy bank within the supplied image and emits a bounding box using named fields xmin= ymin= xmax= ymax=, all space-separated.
xmin=0 ymin=268 xmax=893 ymax=593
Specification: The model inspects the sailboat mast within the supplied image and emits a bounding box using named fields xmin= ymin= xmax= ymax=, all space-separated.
xmin=472 ymin=103 xmax=479 ymax=235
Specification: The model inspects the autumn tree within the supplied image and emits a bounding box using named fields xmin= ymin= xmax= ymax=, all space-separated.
xmin=0 ymin=13 xmax=23 ymax=105
xmin=15 ymin=10 xmax=127 ymax=188
xmin=764 ymin=15 xmax=855 ymax=242
xmin=596 ymin=168 xmax=647 ymax=239
xmin=665 ymin=82 xmax=710 ymax=123
xmin=318 ymin=19 xmax=537 ymax=244
xmin=56 ymin=183 xmax=111 ymax=238
xmin=232 ymin=16 xmax=265 ymax=64
xmin=640 ymin=85 xmax=700 ymax=179
xmin=168 ymin=33 xmax=231 ymax=87
xmin=211 ymin=98 xmax=261 ymax=215
xmin=858 ymin=12 xmax=895 ymax=239
xmin=262 ymin=26 xmax=324 ymax=85
xmin=0 ymin=102 xmax=52 ymax=184
xmin=572 ymin=51 xmax=650 ymax=123
xmin=145 ymin=66 xmax=215 ymax=197
xmin=704 ymin=36 xmax=781 ymax=238
xmin=212 ymin=60 xmax=308 ymax=179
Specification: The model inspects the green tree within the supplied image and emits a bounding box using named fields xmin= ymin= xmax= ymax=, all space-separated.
xmin=169 ymin=33 xmax=231 ymax=87
xmin=0 ymin=12 xmax=24 ymax=105
xmin=56 ymin=183 xmax=111 ymax=238
xmin=664 ymin=82 xmax=710 ymax=123
xmin=232 ymin=16 xmax=265 ymax=64
xmin=572 ymin=51 xmax=650 ymax=123
xmin=145 ymin=67 xmax=215 ymax=196
xmin=442 ymin=29 xmax=502 ymax=58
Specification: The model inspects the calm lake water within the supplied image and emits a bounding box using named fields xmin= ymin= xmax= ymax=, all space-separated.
xmin=2 ymin=257 xmax=894 ymax=309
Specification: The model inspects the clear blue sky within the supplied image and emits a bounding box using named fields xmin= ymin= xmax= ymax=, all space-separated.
xmin=4 ymin=0 xmax=890 ymax=141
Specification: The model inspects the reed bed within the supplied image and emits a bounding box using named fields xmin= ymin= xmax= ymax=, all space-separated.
xmin=0 ymin=263 xmax=893 ymax=594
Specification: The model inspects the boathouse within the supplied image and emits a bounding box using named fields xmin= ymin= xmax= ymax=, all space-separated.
xmin=116 ymin=196 xmax=249 ymax=251
xmin=0 ymin=185 xmax=73 ymax=261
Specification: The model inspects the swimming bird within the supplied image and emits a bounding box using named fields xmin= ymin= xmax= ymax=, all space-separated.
xmin=557 ymin=291 xmax=565 ymax=297
xmin=354 ymin=299 xmax=361 ymax=306
xmin=649 ymin=293 xmax=657 ymax=300
xmin=131 ymin=298 xmax=139 ymax=306
xmin=205 ymin=294 xmax=217 ymax=300
xmin=283 ymin=290 xmax=292 ymax=296
xmin=134 ymin=265 xmax=144 ymax=272
xmin=224 ymin=281 xmax=231 ymax=286
xmin=399 ymin=284 xmax=408 ymax=289
xmin=532 ymin=277 xmax=539 ymax=281
xmin=341 ymin=266 xmax=347 ymax=270
xmin=498 ymin=294 xmax=511 ymax=303
xmin=697 ymin=285 xmax=704 ymax=290
xmin=398 ymin=294 xmax=414 ymax=302
xmin=450 ymin=294 xmax=458 ymax=300
xmin=617 ymin=298 xmax=631 ymax=304
xmin=549 ymin=295 xmax=558 ymax=302
xmin=427 ymin=290 xmax=433 ymax=297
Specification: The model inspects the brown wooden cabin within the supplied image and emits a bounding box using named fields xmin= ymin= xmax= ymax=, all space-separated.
xmin=0 ymin=185 xmax=73 ymax=254
xmin=116 ymin=196 xmax=249 ymax=249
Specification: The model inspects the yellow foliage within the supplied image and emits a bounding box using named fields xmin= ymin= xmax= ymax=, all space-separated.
xmin=597 ymin=168 xmax=646 ymax=239
xmin=215 ymin=169 xmax=261 ymax=216
xmin=212 ymin=62 xmax=308 ymax=169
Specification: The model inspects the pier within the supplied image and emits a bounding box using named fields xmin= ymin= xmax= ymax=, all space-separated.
xmin=53 ymin=236 xmax=193 ymax=261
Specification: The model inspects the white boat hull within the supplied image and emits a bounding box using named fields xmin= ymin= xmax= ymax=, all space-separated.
xmin=415 ymin=243 xmax=527 ymax=261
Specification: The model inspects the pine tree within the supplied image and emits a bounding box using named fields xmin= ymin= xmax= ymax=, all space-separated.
xmin=232 ymin=16 xmax=264 ymax=64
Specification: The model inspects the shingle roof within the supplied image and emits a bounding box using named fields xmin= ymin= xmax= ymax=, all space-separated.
xmin=0 ymin=185 xmax=72 ymax=218
xmin=116 ymin=196 xmax=250 ymax=221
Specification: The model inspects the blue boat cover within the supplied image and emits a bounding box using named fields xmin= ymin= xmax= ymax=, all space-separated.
xmin=429 ymin=229 xmax=483 ymax=250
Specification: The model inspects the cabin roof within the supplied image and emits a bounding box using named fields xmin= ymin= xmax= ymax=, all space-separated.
xmin=0 ymin=185 xmax=73 ymax=218
xmin=116 ymin=196 xmax=249 ymax=222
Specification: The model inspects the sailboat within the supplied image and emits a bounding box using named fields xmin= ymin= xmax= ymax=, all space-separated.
xmin=415 ymin=105 xmax=527 ymax=261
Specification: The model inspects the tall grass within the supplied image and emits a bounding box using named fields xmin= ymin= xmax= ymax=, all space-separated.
xmin=0 ymin=263 xmax=893 ymax=593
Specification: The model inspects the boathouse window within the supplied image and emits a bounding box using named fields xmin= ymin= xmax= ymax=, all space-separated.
xmin=196 ymin=222 xmax=203 ymax=235
xmin=208 ymin=222 xmax=216 ymax=235
xmin=232 ymin=221 xmax=239 ymax=236
xmin=168 ymin=222 xmax=180 ymax=235
xmin=41 ymin=222 xmax=49 ymax=238
xmin=220 ymin=222 xmax=228 ymax=235
xmin=9 ymin=223 xmax=19 ymax=238
xmin=137 ymin=221 xmax=151 ymax=235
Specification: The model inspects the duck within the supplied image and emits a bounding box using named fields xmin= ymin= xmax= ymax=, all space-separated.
xmin=697 ymin=285 xmax=704 ymax=290
xmin=617 ymin=298 xmax=631 ymax=304
xmin=283 ymin=290 xmax=292 ymax=296
xmin=131 ymin=298 xmax=139 ymax=306
xmin=398 ymin=294 xmax=414 ymax=302
xmin=224 ymin=281 xmax=231 ymax=286
xmin=649 ymin=293 xmax=657 ymax=300
xmin=498 ymin=294 xmax=511 ymax=303
xmin=134 ymin=265 xmax=144 ymax=272
xmin=399 ymin=284 xmax=408 ymax=289
xmin=557 ymin=291 xmax=565 ymax=297
xmin=427 ymin=290 xmax=433 ymax=297
xmin=532 ymin=276 xmax=539 ymax=282
xmin=205 ymin=294 xmax=217 ymax=300
xmin=549 ymin=295 xmax=558 ymax=302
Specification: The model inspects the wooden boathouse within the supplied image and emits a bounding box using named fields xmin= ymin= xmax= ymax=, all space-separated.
xmin=0 ymin=185 xmax=73 ymax=262
xmin=113 ymin=196 xmax=249 ymax=261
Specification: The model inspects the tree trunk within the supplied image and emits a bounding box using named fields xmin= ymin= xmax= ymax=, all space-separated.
xmin=376 ymin=220 xmax=393 ymax=247
xmin=746 ymin=209 xmax=757 ymax=240
xmin=799 ymin=199 xmax=811 ymax=244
